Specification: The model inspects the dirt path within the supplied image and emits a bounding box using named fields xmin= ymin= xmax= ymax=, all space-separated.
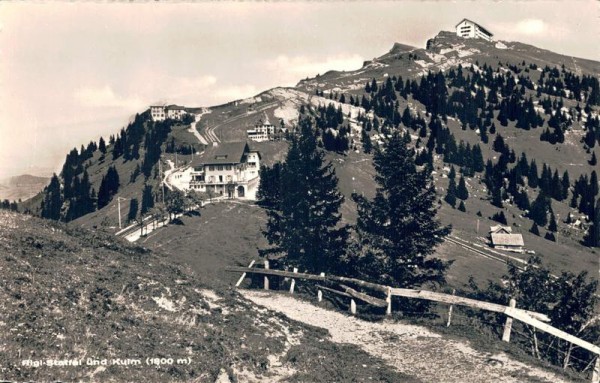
xmin=241 ymin=290 xmax=573 ymax=383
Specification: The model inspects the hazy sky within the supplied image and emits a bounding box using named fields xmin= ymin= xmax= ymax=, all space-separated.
xmin=0 ymin=1 xmax=598 ymax=178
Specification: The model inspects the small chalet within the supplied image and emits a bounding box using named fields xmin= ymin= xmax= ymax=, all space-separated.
xmin=455 ymin=19 xmax=494 ymax=42
xmin=489 ymin=225 xmax=525 ymax=253
xmin=189 ymin=142 xmax=261 ymax=200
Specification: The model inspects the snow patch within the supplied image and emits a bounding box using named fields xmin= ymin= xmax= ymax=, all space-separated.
xmin=495 ymin=41 xmax=508 ymax=50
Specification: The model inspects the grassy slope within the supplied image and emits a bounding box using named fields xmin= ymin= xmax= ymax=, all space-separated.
xmin=0 ymin=210 xmax=417 ymax=383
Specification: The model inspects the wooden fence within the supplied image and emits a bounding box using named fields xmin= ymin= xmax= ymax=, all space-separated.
xmin=227 ymin=261 xmax=600 ymax=383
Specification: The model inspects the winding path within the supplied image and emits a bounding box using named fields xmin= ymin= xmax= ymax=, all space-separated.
xmin=241 ymin=290 xmax=572 ymax=383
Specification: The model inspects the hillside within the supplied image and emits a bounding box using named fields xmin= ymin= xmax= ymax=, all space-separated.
xmin=20 ymin=29 xmax=600 ymax=293
xmin=0 ymin=174 xmax=50 ymax=202
xmin=0 ymin=210 xmax=419 ymax=382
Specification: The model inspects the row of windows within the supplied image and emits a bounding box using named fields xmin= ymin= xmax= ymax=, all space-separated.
xmin=208 ymin=165 xmax=234 ymax=171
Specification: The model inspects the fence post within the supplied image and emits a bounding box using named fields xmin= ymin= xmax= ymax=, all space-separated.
xmin=235 ymin=260 xmax=256 ymax=287
xmin=592 ymin=357 xmax=599 ymax=383
xmin=350 ymin=299 xmax=357 ymax=315
xmin=502 ymin=298 xmax=516 ymax=342
xmin=289 ymin=267 xmax=298 ymax=294
xmin=317 ymin=272 xmax=324 ymax=302
xmin=386 ymin=287 xmax=392 ymax=316
xmin=446 ymin=289 xmax=456 ymax=327
xmin=263 ymin=260 xmax=270 ymax=290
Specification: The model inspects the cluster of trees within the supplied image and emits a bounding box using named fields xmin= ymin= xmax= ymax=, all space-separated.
xmin=97 ymin=166 xmax=121 ymax=209
xmin=110 ymin=113 xmax=147 ymax=161
xmin=258 ymin=118 xmax=450 ymax=289
xmin=142 ymin=119 xmax=173 ymax=178
xmin=537 ymin=65 xmax=600 ymax=105
xmin=165 ymin=136 xmax=198 ymax=155
xmin=470 ymin=257 xmax=598 ymax=373
xmin=444 ymin=166 xmax=469 ymax=211
xmin=1 ymin=199 xmax=19 ymax=212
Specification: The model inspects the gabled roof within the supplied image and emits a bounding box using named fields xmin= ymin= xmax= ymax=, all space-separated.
xmin=455 ymin=18 xmax=494 ymax=37
xmin=491 ymin=233 xmax=525 ymax=247
xmin=193 ymin=142 xmax=250 ymax=166
xmin=490 ymin=225 xmax=512 ymax=234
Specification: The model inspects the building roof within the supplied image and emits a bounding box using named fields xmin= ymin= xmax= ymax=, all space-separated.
xmin=490 ymin=225 xmax=512 ymax=234
xmin=455 ymin=18 xmax=494 ymax=37
xmin=491 ymin=233 xmax=524 ymax=247
xmin=166 ymin=104 xmax=186 ymax=110
xmin=192 ymin=142 xmax=252 ymax=166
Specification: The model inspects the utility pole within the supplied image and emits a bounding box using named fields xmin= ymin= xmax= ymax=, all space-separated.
xmin=117 ymin=197 xmax=127 ymax=229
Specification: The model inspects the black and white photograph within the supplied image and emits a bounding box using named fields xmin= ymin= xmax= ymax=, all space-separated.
xmin=1 ymin=1 xmax=599 ymax=382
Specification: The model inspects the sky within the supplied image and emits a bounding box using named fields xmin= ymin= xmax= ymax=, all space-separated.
xmin=0 ymin=1 xmax=598 ymax=179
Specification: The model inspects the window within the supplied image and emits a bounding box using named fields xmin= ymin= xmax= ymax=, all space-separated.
xmin=218 ymin=165 xmax=224 ymax=171
xmin=225 ymin=165 xmax=232 ymax=170
xmin=209 ymin=165 xmax=215 ymax=171
xmin=219 ymin=175 xmax=223 ymax=182
xmin=248 ymin=162 xmax=256 ymax=168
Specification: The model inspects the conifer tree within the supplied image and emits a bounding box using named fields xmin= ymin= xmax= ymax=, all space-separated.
xmin=99 ymin=137 xmax=107 ymax=154
xmin=141 ymin=184 xmax=154 ymax=215
xmin=584 ymin=198 xmax=600 ymax=247
xmin=361 ymin=128 xmax=372 ymax=154
xmin=127 ymin=198 xmax=139 ymax=223
xmin=41 ymin=174 xmax=63 ymax=221
xmin=261 ymin=118 xmax=349 ymax=273
xmin=561 ymin=170 xmax=571 ymax=200
xmin=529 ymin=192 xmax=549 ymax=227
xmin=445 ymin=178 xmax=457 ymax=208
xmin=458 ymin=200 xmax=466 ymax=212
xmin=448 ymin=166 xmax=456 ymax=180
xmin=549 ymin=211 xmax=558 ymax=232
xmin=590 ymin=151 xmax=597 ymax=166
xmin=528 ymin=160 xmax=539 ymax=188
xmin=530 ymin=222 xmax=540 ymax=236
xmin=351 ymin=131 xmax=451 ymax=287
xmin=457 ymin=175 xmax=469 ymax=200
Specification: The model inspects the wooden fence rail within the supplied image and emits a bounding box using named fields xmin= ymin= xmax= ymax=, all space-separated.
xmin=227 ymin=263 xmax=600 ymax=383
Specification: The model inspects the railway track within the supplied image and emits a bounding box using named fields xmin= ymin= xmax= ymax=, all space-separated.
xmin=445 ymin=235 xmax=526 ymax=271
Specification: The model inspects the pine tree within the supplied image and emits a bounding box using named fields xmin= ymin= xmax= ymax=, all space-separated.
xmin=448 ymin=166 xmax=456 ymax=180
xmin=127 ymin=198 xmax=139 ymax=223
xmin=458 ymin=200 xmax=466 ymax=212
xmin=529 ymin=192 xmax=549 ymax=226
xmin=561 ymin=170 xmax=571 ymax=200
xmin=41 ymin=174 xmax=63 ymax=221
xmin=361 ymin=128 xmax=372 ymax=154
xmin=261 ymin=118 xmax=349 ymax=273
xmin=351 ymin=131 xmax=451 ymax=288
xmin=584 ymin=198 xmax=600 ymax=247
xmin=492 ymin=211 xmax=508 ymax=225
xmin=141 ymin=184 xmax=154 ymax=215
xmin=530 ymin=222 xmax=540 ymax=236
xmin=472 ymin=145 xmax=485 ymax=173
xmin=548 ymin=211 xmax=558 ymax=232
xmin=99 ymin=137 xmax=107 ymax=154
xmin=528 ymin=159 xmax=539 ymax=188
xmin=590 ymin=151 xmax=597 ymax=166
xmin=445 ymin=178 xmax=457 ymax=208
xmin=457 ymin=175 xmax=469 ymax=200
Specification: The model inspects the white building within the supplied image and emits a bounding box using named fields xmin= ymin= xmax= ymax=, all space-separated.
xmin=150 ymin=104 xmax=188 ymax=122
xmin=489 ymin=225 xmax=525 ymax=253
xmin=455 ymin=19 xmax=494 ymax=42
xmin=247 ymin=118 xmax=276 ymax=142
xmin=189 ymin=142 xmax=261 ymax=200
